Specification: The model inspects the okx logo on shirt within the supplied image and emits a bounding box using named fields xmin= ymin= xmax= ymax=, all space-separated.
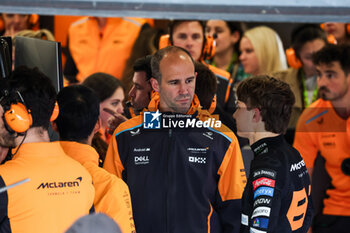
xmin=143 ymin=110 xmax=162 ymax=129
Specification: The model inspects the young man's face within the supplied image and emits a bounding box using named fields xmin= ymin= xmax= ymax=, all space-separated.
xmin=128 ymin=71 xmax=152 ymax=112
xmin=316 ymin=61 xmax=350 ymax=101
xmin=239 ymin=37 xmax=259 ymax=75
xmin=0 ymin=105 xmax=16 ymax=148
xmin=299 ymin=39 xmax=326 ymax=77
xmin=172 ymin=21 xmax=204 ymax=61
xmin=233 ymin=100 xmax=255 ymax=138
xmin=151 ymin=51 xmax=196 ymax=114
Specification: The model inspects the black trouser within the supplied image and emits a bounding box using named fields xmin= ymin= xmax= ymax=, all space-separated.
xmin=313 ymin=214 xmax=350 ymax=233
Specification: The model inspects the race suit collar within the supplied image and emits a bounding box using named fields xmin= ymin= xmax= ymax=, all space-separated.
xmin=147 ymin=92 xmax=201 ymax=115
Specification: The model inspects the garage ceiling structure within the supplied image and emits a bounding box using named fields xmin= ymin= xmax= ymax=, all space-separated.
xmin=0 ymin=0 xmax=349 ymax=22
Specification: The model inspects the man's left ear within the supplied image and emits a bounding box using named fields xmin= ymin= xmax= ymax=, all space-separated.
xmin=150 ymin=78 xmax=160 ymax=93
xmin=252 ymin=108 xmax=262 ymax=123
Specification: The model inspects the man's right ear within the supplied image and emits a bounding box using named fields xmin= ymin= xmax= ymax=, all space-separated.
xmin=150 ymin=78 xmax=160 ymax=93
xmin=252 ymin=108 xmax=262 ymax=123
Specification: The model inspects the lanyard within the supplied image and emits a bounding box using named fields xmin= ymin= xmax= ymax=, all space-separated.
xmin=301 ymin=70 xmax=318 ymax=108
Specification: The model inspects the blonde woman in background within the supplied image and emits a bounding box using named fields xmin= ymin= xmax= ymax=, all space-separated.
xmin=239 ymin=26 xmax=287 ymax=78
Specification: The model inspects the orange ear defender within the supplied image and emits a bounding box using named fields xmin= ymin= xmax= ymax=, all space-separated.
xmin=158 ymin=34 xmax=216 ymax=61
xmin=200 ymin=35 xmax=216 ymax=61
xmin=4 ymin=102 xmax=32 ymax=133
xmin=158 ymin=34 xmax=172 ymax=49
xmin=29 ymin=14 xmax=39 ymax=26
xmin=320 ymin=23 xmax=325 ymax=30
xmin=50 ymin=102 xmax=59 ymax=122
xmin=327 ymin=34 xmax=337 ymax=45
xmin=29 ymin=14 xmax=39 ymax=31
xmin=286 ymin=48 xmax=302 ymax=69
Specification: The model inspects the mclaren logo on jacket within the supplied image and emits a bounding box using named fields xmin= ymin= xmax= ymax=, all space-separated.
xmin=37 ymin=177 xmax=82 ymax=189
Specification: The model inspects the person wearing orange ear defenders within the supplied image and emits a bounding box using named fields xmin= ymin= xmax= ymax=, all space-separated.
xmin=322 ymin=22 xmax=350 ymax=45
xmin=205 ymin=20 xmax=249 ymax=85
xmin=0 ymin=66 xmax=95 ymax=233
xmin=166 ymin=20 xmax=237 ymax=130
xmin=274 ymin=25 xmax=327 ymax=144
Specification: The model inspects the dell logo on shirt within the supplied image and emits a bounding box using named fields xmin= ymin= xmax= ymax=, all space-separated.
xmin=134 ymin=156 xmax=150 ymax=165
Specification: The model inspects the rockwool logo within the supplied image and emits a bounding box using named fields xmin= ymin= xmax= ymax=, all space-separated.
xmin=37 ymin=177 xmax=82 ymax=189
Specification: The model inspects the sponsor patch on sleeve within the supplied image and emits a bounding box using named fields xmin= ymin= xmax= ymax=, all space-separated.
xmin=253 ymin=197 xmax=272 ymax=208
xmin=250 ymin=227 xmax=267 ymax=233
xmin=241 ymin=213 xmax=248 ymax=226
xmin=252 ymin=217 xmax=269 ymax=229
xmin=254 ymin=187 xmax=274 ymax=199
xmin=251 ymin=206 xmax=271 ymax=218
xmin=253 ymin=169 xmax=277 ymax=179
xmin=252 ymin=177 xmax=275 ymax=190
